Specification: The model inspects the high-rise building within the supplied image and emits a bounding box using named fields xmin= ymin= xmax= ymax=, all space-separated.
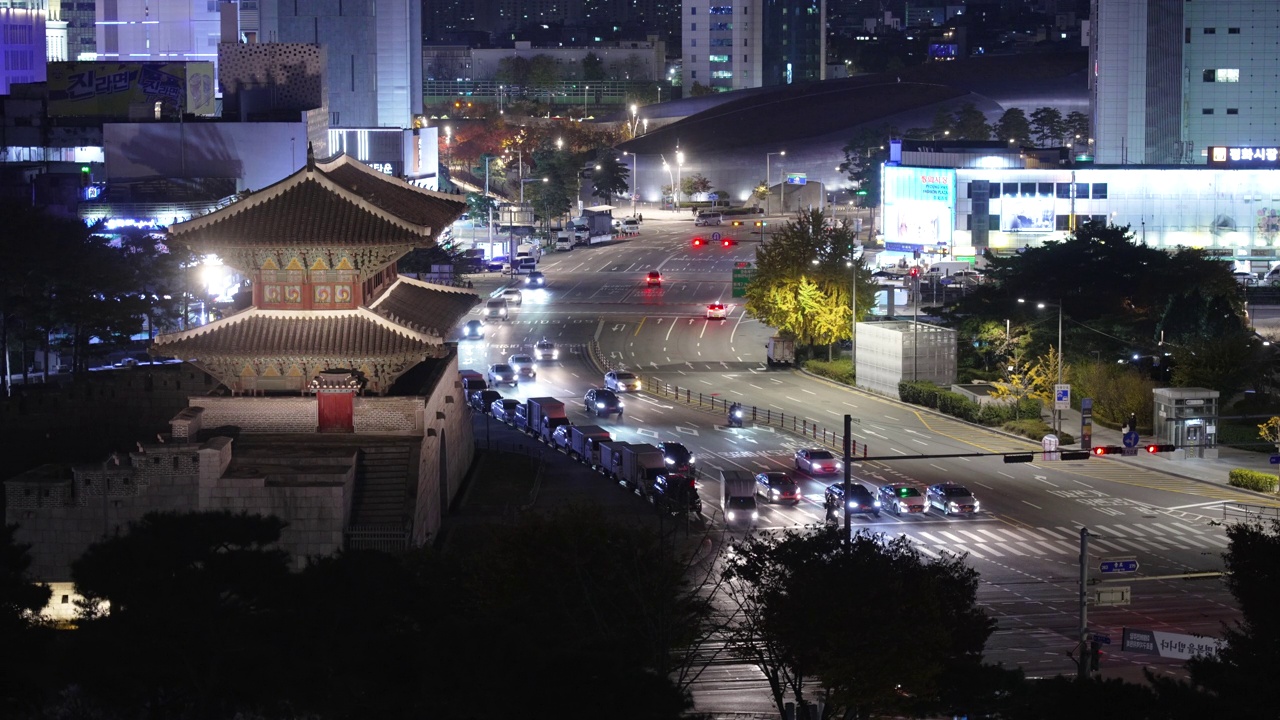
xmin=56 ymin=0 xmax=95 ymax=60
xmin=0 ymin=2 xmax=48 ymax=95
xmin=94 ymin=0 xmax=221 ymax=74
xmin=682 ymin=0 xmax=824 ymax=92
xmin=1090 ymin=0 xmax=1280 ymax=164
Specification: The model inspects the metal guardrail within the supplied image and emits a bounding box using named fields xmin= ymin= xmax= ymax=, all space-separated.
xmin=643 ymin=378 xmax=869 ymax=457
xmin=1222 ymin=502 xmax=1280 ymax=523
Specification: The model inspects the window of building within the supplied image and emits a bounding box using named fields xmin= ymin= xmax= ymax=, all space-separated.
xmin=1076 ymin=183 xmax=1089 ymax=198
xmin=1019 ymin=182 xmax=1036 ymax=196
xmin=1091 ymin=183 xmax=1107 ymax=199
xmin=1228 ymin=27 xmax=1240 ymax=34
xmin=690 ymin=6 xmax=696 ymax=14
xmin=1037 ymin=182 xmax=1053 ymax=196
xmin=744 ymin=54 xmax=748 ymax=63
xmin=1091 ymin=214 xmax=1106 ymax=224
xmin=710 ymin=5 xmax=733 ymax=14
xmin=712 ymin=22 xmax=731 ymax=30
xmin=1204 ymin=68 xmax=1240 ymax=82
xmin=1203 ymin=108 xmax=1214 ymax=114
xmin=1185 ymin=28 xmax=1191 ymax=44
xmin=691 ymin=23 xmax=696 ymax=31
xmin=691 ymin=55 xmax=697 ymax=63
xmin=712 ymin=71 xmax=733 ymax=78
xmin=1056 ymin=215 xmax=1072 ymax=231
xmin=1203 ymin=27 xmax=1215 ymax=34
xmin=1056 ymin=183 xmax=1072 ymax=199
xmin=691 ymin=70 xmax=697 ymax=79
xmin=709 ymin=54 xmax=728 ymax=62
xmin=1002 ymin=182 xmax=1017 ymax=196
xmin=1227 ymin=108 xmax=1239 ymax=115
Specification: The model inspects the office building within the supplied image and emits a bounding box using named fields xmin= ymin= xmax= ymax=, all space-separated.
xmin=682 ymin=0 xmax=824 ymax=92
xmin=0 ymin=2 xmax=48 ymax=95
xmin=1090 ymin=0 xmax=1280 ymax=164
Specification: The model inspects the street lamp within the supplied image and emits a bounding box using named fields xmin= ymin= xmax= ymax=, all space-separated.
xmin=483 ymin=154 xmax=496 ymax=257
xmin=584 ymin=85 xmax=589 ymax=114
xmin=520 ymin=177 xmax=547 ymax=204
xmin=623 ymin=151 xmax=638 ymax=215
xmin=1019 ymin=298 xmax=1064 ymax=435
xmin=766 ymin=150 xmax=785 ymax=213
xmin=660 ymin=155 xmax=676 ymax=208
xmin=675 ymin=149 xmax=685 ymax=208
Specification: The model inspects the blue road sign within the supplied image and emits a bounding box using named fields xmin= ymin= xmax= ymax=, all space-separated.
xmin=1091 ymin=633 xmax=1112 ymax=645
xmin=1122 ymin=430 xmax=1140 ymax=448
xmin=1055 ymin=388 xmax=1070 ymax=403
xmin=1100 ymin=558 xmax=1139 ymax=574
xmin=1270 ymin=455 xmax=1280 ymax=465
xmin=711 ymin=232 xmax=721 ymax=242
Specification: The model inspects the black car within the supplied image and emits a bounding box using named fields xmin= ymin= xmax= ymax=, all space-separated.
xmin=486 ymin=255 xmax=508 ymax=272
xmin=524 ymin=271 xmax=546 ymax=287
xmin=825 ymin=482 xmax=881 ymax=517
xmin=653 ymin=473 xmax=702 ymax=516
xmin=468 ymin=389 xmax=502 ymax=413
xmin=658 ymin=441 xmax=695 ymax=474
xmin=584 ymin=387 xmax=624 ymax=418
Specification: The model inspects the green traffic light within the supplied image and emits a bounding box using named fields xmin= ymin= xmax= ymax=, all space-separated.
xmin=855 ymin=190 xmax=868 ymax=195
xmin=80 ymin=166 xmax=90 ymax=173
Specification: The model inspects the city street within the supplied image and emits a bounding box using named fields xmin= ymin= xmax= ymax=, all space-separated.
xmin=454 ymin=214 xmax=1248 ymax=713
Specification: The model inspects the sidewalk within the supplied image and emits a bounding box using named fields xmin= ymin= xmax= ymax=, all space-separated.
xmin=1054 ymin=404 xmax=1277 ymax=501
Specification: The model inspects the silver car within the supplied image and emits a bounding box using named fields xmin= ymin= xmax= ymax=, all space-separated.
xmin=533 ymin=338 xmax=558 ymax=361
xmin=487 ymin=363 xmax=517 ymax=387
xmin=878 ymin=484 xmax=927 ymax=515
xmin=604 ymin=370 xmax=641 ymax=393
xmin=926 ymin=483 xmax=980 ymax=515
xmin=508 ymin=354 xmax=537 ymax=380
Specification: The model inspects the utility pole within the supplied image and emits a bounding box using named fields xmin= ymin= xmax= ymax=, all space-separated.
xmin=1078 ymin=526 xmax=1090 ymax=681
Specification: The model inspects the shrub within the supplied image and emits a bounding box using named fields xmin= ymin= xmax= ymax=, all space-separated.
xmin=899 ymin=380 xmax=944 ymax=407
xmin=1003 ymin=419 xmax=1075 ymax=445
xmin=804 ymin=359 xmax=855 ymax=385
xmin=1228 ymin=469 xmax=1278 ymax=493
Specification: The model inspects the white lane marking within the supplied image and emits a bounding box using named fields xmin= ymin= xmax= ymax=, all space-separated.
xmin=1152 ymin=522 xmax=1197 ymax=535
xmin=1038 ymin=541 xmax=1071 ymax=555
xmin=939 ymin=531 xmax=967 ymax=543
xmin=918 ymin=531 xmax=946 ymax=544
xmin=1022 ymin=501 xmax=1041 ymax=509
xmin=929 ymin=463 xmax=947 ymax=471
xmin=1014 ymin=542 xmax=1046 ymax=556
xmin=958 ymin=530 xmax=987 ymax=543
xmin=1093 ymin=524 xmax=1127 ymax=537
xmin=997 ymin=472 xmax=1014 ymax=479
xmin=953 ymin=544 xmax=985 ymax=559
xmin=1165 ymin=501 xmax=1227 ymax=511
xmin=1091 ymin=538 xmax=1128 ymax=552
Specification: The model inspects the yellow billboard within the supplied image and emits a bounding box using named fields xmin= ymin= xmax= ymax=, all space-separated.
xmin=48 ymin=62 xmax=216 ymax=118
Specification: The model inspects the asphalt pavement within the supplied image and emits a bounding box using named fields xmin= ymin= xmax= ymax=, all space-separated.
xmin=448 ymin=213 xmax=1272 ymax=712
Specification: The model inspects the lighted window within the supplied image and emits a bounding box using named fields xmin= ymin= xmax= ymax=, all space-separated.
xmin=712 ymin=70 xmax=734 ymax=78
xmin=1218 ymin=68 xmax=1239 ymax=82
xmin=709 ymin=54 xmax=729 ymax=63
xmin=710 ymin=5 xmax=733 ymax=14
xmin=712 ymin=22 xmax=730 ymax=30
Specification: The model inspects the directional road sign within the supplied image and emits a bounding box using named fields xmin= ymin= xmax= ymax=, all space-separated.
xmin=1054 ymin=384 xmax=1071 ymax=410
xmin=1122 ymin=430 xmax=1140 ymax=448
xmin=1091 ymin=633 xmax=1112 ymax=646
xmin=1099 ymin=557 xmax=1139 ymax=574
xmin=712 ymin=231 xmax=721 ymax=242
xmin=731 ymin=263 xmax=757 ymax=298
xmin=1270 ymin=455 xmax=1280 ymax=465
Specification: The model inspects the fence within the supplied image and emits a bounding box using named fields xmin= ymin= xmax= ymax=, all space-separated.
xmin=344 ymin=523 xmax=410 ymax=552
xmin=642 ymin=377 xmax=868 ymax=457
xmin=1222 ymin=502 xmax=1280 ymax=523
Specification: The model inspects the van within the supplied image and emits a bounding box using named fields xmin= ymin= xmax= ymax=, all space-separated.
xmin=555 ymin=233 xmax=574 ymax=251
xmin=695 ymin=212 xmax=722 ymax=227
xmin=622 ymin=218 xmax=640 ymax=233
xmin=484 ymin=299 xmax=509 ymax=320
xmin=516 ymin=242 xmax=541 ymax=261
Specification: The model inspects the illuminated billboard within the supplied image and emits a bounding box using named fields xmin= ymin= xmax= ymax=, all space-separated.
xmin=1000 ymin=195 xmax=1056 ymax=232
xmin=48 ymin=62 xmax=216 ymax=118
xmin=883 ymin=166 xmax=955 ymax=247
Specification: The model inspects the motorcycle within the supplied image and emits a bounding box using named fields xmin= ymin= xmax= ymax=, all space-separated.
xmin=727 ymin=406 xmax=744 ymax=428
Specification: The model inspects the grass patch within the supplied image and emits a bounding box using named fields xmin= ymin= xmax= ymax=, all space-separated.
xmin=804 ymin=359 xmax=855 ymax=385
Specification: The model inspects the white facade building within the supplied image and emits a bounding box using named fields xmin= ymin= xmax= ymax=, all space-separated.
xmin=682 ymin=0 xmax=761 ymax=91
xmin=0 ymin=5 xmax=48 ymax=95
xmin=94 ymin=0 xmax=221 ymax=73
xmin=1090 ymin=0 xmax=1280 ymax=165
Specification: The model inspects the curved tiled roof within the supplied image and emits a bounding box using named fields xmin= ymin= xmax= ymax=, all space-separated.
xmin=168 ymin=154 xmax=467 ymax=249
xmin=152 ymin=307 xmax=441 ymax=357
xmin=368 ymin=277 xmax=482 ymax=338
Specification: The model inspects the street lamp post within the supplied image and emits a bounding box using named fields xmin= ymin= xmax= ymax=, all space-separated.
xmin=483 ymin=154 xmax=496 ymax=257
xmin=675 ymin=149 xmax=684 ymax=209
xmin=520 ymin=177 xmax=547 ymax=204
xmin=766 ymin=151 xmax=785 ymax=213
xmin=1019 ymin=298 xmax=1065 ymax=435
xmin=848 ymin=260 xmax=858 ymax=375
xmin=584 ymin=85 xmax=589 ymax=114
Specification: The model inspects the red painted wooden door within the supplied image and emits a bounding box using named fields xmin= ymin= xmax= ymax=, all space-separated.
xmin=317 ymin=391 xmax=354 ymax=433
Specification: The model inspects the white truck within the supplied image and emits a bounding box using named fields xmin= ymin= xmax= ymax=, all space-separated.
xmin=597 ymin=440 xmax=630 ymax=480
xmin=554 ymin=231 xmax=574 ymax=251
xmin=525 ymin=397 xmax=569 ymax=442
xmin=766 ymin=336 xmax=795 ymax=367
xmin=568 ymin=425 xmax=612 ymax=466
xmin=721 ymin=470 xmax=759 ymax=524
xmin=618 ymin=443 xmax=667 ymax=495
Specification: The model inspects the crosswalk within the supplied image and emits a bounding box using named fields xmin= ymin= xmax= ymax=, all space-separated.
xmin=891 ymin=520 xmax=1229 ymax=560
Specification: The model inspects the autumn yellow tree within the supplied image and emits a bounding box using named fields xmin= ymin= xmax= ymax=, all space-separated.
xmin=1258 ymin=417 xmax=1280 ymax=453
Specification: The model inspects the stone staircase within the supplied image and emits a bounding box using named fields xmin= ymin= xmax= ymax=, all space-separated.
xmin=349 ymin=440 xmax=414 ymax=526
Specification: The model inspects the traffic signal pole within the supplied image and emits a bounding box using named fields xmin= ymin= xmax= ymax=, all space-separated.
xmin=1078 ymin=526 xmax=1090 ymax=681
xmin=843 ymin=414 xmax=853 ymax=542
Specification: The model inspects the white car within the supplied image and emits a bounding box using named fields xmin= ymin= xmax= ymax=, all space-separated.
xmin=508 ymin=354 xmax=537 ymax=380
xmin=794 ymin=449 xmax=842 ymax=475
xmin=706 ymin=303 xmax=728 ymax=320
xmin=879 ymin=484 xmax=927 ymax=515
xmin=926 ymin=483 xmax=980 ymax=515
xmin=487 ymin=363 xmax=517 ymax=387
xmin=533 ymin=338 xmax=558 ymax=361
xmin=501 ymin=288 xmax=523 ymax=305
xmin=604 ymin=370 xmax=641 ymax=393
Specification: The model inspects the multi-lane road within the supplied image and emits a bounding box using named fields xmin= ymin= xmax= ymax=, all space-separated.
xmin=454 ymin=215 xmax=1256 ymax=712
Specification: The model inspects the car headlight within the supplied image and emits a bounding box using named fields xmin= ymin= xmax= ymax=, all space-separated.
xmin=727 ymin=511 xmax=736 ymax=521
xmin=795 ymin=491 xmax=803 ymax=499
xmin=751 ymin=510 xmax=759 ymax=520
xmin=948 ymin=502 xmax=958 ymax=509
xmin=873 ymin=500 xmax=881 ymax=507
xmin=665 ymin=457 xmax=674 ymax=464
xmin=689 ymin=455 xmax=695 ymax=463
xmin=617 ymin=402 xmax=623 ymax=408
xmin=973 ymin=501 xmax=980 ymax=510
xmin=552 ymin=351 xmax=559 ymax=358
xmin=596 ymin=402 xmax=605 ymax=408
xmin=770 ymin=489 xmax=779 ymax=496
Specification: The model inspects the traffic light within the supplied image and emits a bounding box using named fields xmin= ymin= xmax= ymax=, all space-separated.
xmin=1060 ymin=451 xmax=1092 ymax=461
xmin=722 ymin=238 xmax=734 ymax=247
xmin=731 ymin=220 xmax=744 ymax=227
xmin=692 ymin=237 xmax=703 ymax=247
xmin=1089 ymin=641 xmax=1101 ymax=672
xmin=1003 ymin=453 xmax=1034 ymax=464
xmin=1146 ymin=444 xmax=1176 ymax=453
xmin=754 ymin=221 xmax=767 ymax=227
xmin=1092 ymin=446 xmax=1123 ymax=455
xmin=908 ymin=267 xmax=920 ymax=278
xmin=80 ymin=165 xmax=91 ymax=187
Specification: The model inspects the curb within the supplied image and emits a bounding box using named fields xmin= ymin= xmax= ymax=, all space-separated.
xmin=792 ymin=368 xmax=1280 ymax=502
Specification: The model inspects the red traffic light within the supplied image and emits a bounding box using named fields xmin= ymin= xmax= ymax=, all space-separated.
xmin=1146 ymin=444 xmax=1176 ymax=453
xmin=723 ymin=238 xmax=734 ymax=247
xmin=1092 ymin=446 xmax=1123 ymax=455
xmin=692 ymin=237 xmax=703 ymax=246
xmin=909 ymin=267 xmax=919 ymax=277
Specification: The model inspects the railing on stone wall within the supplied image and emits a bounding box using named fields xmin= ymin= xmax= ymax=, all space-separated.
xmin=344 ymin=523 xmax=410 ymax=552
